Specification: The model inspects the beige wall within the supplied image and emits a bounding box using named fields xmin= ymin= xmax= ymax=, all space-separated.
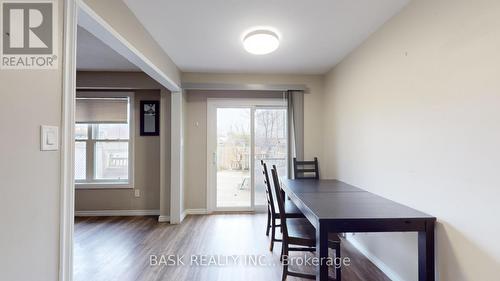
xmin=77 ymin=71 xmax=163 ymax=89
xmin=0 ymin=1 xmax=179 ymax=279
xmin=74 ymin=72 xmax=170 ymax=211
xmin=82 ymin=0 xmax=181 ymax=87
xmin=75 ymin=90 xmax=163 ymax=211
xmin=322 ymin=0 xmax=500 ymax=280
xmin=0 ymin=1 xmax=64 ymax=280
xmin=181 ymin=73 xmax=324 ymax=209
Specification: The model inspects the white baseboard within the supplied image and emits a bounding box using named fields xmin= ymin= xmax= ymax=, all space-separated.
xmin=75 ymin=209 xmax=160 ymax=217
xmin=180 ymin=208 xmax=267 ymax=217
xmin=181 ymin=208 xmax=208 ymax=221
xmin=347 ymin=234 xmax=405 ymax=281
xmin=158 ymin=215 xmax=170 ymax=222
xmin=186 ymin=208 xmax=209 ymax=215
xmin=75 ymin=209 xmax=208 ymax=220
xmin=180 ymin=208 xmax=269 ymax=219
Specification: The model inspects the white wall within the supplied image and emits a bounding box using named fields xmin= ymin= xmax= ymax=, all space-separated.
xmin=323 ymin=0 xmax=500 ymax=280
xmin=82 ymin=0 xmax=181 ymax=87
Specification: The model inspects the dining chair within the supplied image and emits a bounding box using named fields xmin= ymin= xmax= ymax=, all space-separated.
xmin=261 ymin=160 xmax=304 ymax=252
xmin=271 ymin=165 xmax=341 ymax=281
xmin=293 ymin=157 xmax=320 ymax=179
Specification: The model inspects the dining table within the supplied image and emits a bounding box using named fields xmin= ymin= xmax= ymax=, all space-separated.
xmin=279 ymin=179 xmax=436 ymax=281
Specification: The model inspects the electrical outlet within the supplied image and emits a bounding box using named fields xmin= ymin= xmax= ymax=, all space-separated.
xmin=134 ymin=189 xmax=141 ymax=197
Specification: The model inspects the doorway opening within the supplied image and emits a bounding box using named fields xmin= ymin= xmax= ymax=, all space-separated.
xmin=207 ymin=99 xmax=288 ymax=212
xmin=61 ymin=1 xmax=183 ymax=280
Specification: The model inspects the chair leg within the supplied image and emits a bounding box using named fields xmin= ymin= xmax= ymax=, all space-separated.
xmin=335 ymin=243 xmax=341 ymax=281
xmin=281 ymin=243 xmax=289 ymax=281
xmin=280 ymin=242 xmax=284 ymax=261
xmin=270 ymin=219 xmax=276 ymax=252
xmin=266 ymin=209 xmax=271 ymax=236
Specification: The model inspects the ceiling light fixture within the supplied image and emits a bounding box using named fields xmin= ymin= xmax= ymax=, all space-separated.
xmin=242 ymin=29 xmax=280 ymax=55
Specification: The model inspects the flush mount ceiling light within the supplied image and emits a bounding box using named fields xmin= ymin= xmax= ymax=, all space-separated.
xmin=242 ymin=29 xmax=280 ymax=55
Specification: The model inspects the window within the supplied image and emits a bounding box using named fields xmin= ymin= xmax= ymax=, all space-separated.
xmin=75 ymin=95 xmax=133 ymax=188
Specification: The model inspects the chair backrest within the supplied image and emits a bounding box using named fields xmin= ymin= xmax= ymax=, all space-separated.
xmin=261 ymin=160 xmax=277 ymax=217
xmin=271 ymin=165 xmax=288 ymax=238
xmin=293 ymin=157 xmax=319 ymax=179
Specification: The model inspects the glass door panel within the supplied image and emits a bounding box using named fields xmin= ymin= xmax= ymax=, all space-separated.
xmin=254 ymin=108 xmax=288 ymax=206
xmin=216 ymin=108 xmax=251 ymax=208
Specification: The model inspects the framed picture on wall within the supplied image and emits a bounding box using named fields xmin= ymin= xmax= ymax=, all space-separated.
xmin=140 ymin=100 xmax=160 ymax=136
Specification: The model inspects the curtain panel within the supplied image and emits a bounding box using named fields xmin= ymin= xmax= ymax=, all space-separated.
xmin=286 ymin=90 xmax=304 ymax=179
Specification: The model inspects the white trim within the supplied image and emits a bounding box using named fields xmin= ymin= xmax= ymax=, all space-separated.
xmin=75 ymin=209 xmax=160 ymax=217
xmin=170 ymin=91 xmax=183 ymax=224
xmin=159 ymin=90 xmax=169 ymax=221
xmin=187 ymin=208 xmax=209 ymax=214
xmin=158 ymin=215 xmax=170 ymax=222
xmin=182 ymin=208 xmax=209 ymax=219
xmin=211 ymin=207 xmax=255 ymax=212
xmin=75 ymin=183 xmax=133 ymax=189
xmin=77 ymin=0 xmax=180 ymax=92
xmin=207 ymin=98 xmax=287 ymax=107
xmin=182 ymin=82 xmax=307 ymax=92
xmin=73 ymin=92 xmax=135 ymax=189
xmin=206 ymin=102 xmax=216 ymax=213
xmin=346 ymin=234 xmax=406 ymax=281
xmin=60 ymin=1 xmax=78 ymax=281
xmin=250 ymin=106 xmax=255 ymax=209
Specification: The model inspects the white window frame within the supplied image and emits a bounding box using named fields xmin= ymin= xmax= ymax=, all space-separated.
xmin=75 ymin=92 xmax=135 ymax=189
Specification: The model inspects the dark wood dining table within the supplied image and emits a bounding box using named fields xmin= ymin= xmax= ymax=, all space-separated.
xmin=280 ymin=179 xmax=436 ymax=281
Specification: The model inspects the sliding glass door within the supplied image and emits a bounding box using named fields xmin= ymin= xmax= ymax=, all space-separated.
xmin=207 ymin=99 xmax=287 ymax=212
xmin=215 ymin=107 xmax=252 ymax=208
xmin=253 ymin=108 xmax=288 ymax=206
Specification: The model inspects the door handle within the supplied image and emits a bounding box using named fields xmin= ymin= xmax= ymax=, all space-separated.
xmin=212 ymin=151 xmax=217 ymax=165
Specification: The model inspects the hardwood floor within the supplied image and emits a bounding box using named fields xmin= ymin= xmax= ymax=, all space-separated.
xmin=74 ymin=214 xmax=391 ymax=281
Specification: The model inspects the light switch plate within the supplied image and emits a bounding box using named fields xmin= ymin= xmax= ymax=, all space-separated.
xmin=41 ymin=125 xmax=59 ymax=151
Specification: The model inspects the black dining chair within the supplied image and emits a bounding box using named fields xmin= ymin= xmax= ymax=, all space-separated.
xmin=261 ymin=160 xmax=304 ymax=252
xmin=271 ymin=165 xmax=341 ymax=281
xmin=293 ymin=157 xmax=320 ymax=179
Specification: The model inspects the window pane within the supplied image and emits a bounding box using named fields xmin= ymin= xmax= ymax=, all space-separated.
xmin=94 ymin=142 xmax=129 ymax=181
xmin=216 ymin=108 xmax=251 ymax=208
xmin=93 ymin=124 xmax=129 ymax=140
xmin=75 ymin=141 xmax=87 ymax=180
xmin=75 ymin=124 xmax=88 ymax=140
xmin=254 ymin=108 xmax=287 ymax=206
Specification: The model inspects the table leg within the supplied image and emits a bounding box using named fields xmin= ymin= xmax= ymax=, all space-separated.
xmin=418 ymin=221 xmax=435 ymax=281
xmin=316 ymin=221 xmax=329 ymax=281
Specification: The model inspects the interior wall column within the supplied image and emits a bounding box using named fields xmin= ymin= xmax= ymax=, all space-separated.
xmin=159 ymin=88 xmax=171 ymax=222
xmin=170 ymin=90 xmax=184 ymax=224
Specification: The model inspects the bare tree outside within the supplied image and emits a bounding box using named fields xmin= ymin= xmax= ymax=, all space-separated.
xmin=216 ymin=107 xmax=287 ymax=208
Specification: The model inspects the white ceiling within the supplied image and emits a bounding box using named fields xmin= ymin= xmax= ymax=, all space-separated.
xmin=76 ymin=26 xmax=140 ymax=71
xmin=123 ymin=0 xmax=409 ymax=74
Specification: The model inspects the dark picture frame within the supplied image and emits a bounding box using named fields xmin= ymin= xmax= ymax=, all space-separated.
xmin=140 ymin=100 xmax=160 ymax=136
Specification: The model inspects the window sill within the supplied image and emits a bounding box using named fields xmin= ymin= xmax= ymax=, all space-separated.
xmin=75 ymin=183 xmax=133 ymax=189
